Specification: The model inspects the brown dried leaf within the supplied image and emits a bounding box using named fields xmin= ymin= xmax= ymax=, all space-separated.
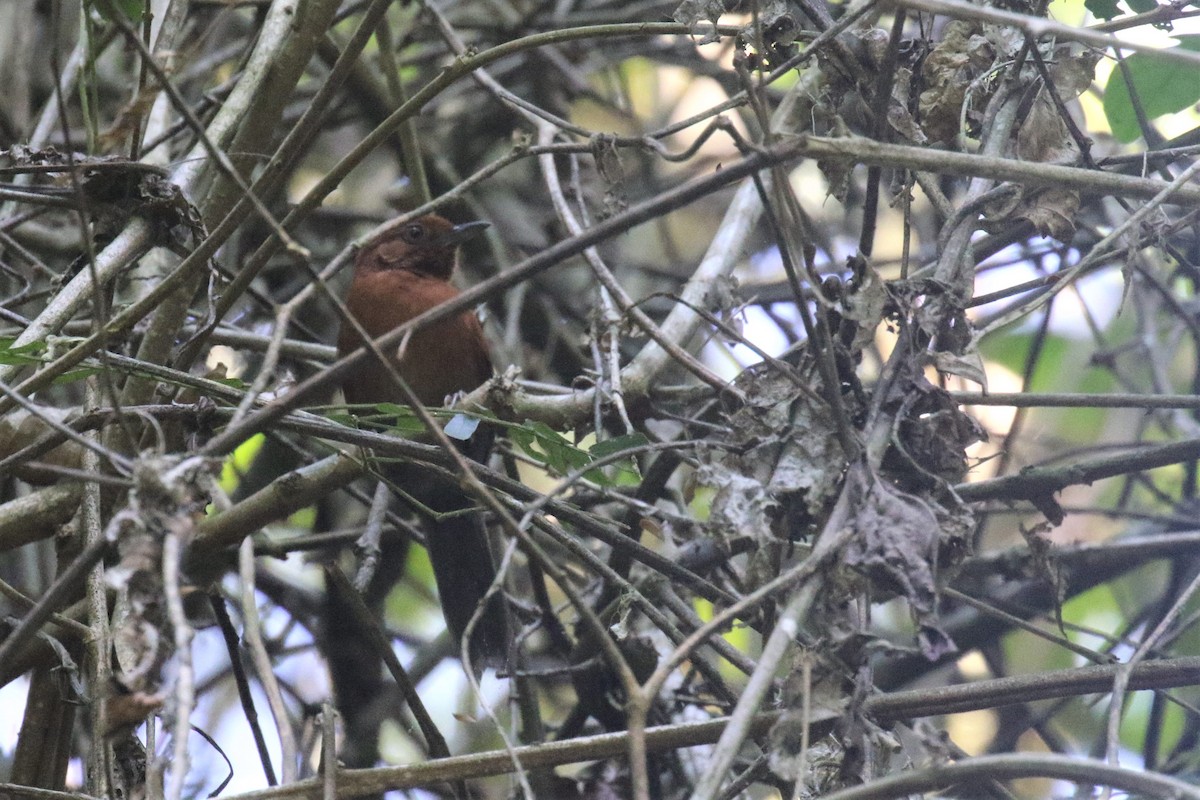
xmin=843 ymin=477 xmax=939 ymax=613
xmin=1015 ymin=187 xmax=1081 ymax=241
xmin=0 ymin=408 xmax=82 ymax=483
xmin=884 ymin=377 xmax=987 ymax=486
xmin=919 ymin=21 xmax=994 ymax=143
xmin=673 ymin=0 xmax=725 ymax=43
xmin=1047 ymin=44 xmax=1101 ymax=101
xmin=842 ymin=261 xmax=889 ymax=356
xmin=106 ymin=457 xmax=214 ymax=692
xmin=1016 ymin=91 xmax=1078 ymax=165
xmin=933 ymin=349 xmax=987 ymax=389
xmin=841 ymin=473 xmax=956 ymax=658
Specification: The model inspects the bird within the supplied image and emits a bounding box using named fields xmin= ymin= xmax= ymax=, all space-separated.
xmin=335 ymin=213 xmax=510 ymax=666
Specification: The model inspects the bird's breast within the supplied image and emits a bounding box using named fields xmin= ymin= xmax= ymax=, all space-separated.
xmin=339 ymin=270 xmax=493 ymax=407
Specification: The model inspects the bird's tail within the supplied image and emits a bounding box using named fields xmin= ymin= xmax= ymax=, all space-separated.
xmin=421 ymin=482 xmax=511 ymax=670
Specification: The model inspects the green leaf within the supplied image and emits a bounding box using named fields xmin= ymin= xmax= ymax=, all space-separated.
xmin=375 ymin=402 xmax=408 ymax=415
xmin=1103 ymin=35 xmax=1200 ymax=142
xmin=524 ymin=422 xmax=577 ymax=474
xmin=90 ymin=0 xmax=145 ymax=23
xmin=1125 ymin=0 xmax=1158 ymax=11
xmin=589 ymin=433 xmax=649 ymax=485
xmin=589 ymin=433 xmax=650 ymax=459
xmin=219 ymin=434 xmax=266 ymax=494
xmin=213 ymin=375 xmax=249 ymax=390
xmin=325 ymin=411 xmax=357 ymax=428
xmin=53 ymin=366 xmax=101 ymax=385
xmin=1085 ymin=0 xmax=1122 ymax=19
xmin=509 ymin=426 xmax=538 ymax=460
xmin=510 ymin=422 xmax=600 ymax=480
xmin=366 ymin=402 xmax=425 ymax=434
xmin=0 ymin=337 xmax=47 ymax=366
xmin=508 ymin=424 xmax=653 ymax=487
xmin=0 ymin=337 xmax=92 ymax=384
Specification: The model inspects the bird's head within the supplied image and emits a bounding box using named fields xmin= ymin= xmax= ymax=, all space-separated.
xmin=356 ymin=214 xmax=489 ymax=280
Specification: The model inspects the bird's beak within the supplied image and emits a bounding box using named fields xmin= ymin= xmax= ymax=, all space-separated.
xmin=439 ymin=220 xmax=490 ymax=247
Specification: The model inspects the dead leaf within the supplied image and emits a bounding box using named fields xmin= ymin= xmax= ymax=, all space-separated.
xmin=919 ymin=21 xmax=993 ymax=143
xmin=841 ymin=475 xmax=957 ymax=658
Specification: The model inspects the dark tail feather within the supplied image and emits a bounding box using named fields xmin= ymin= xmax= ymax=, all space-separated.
xmin=323 ymin=573 xmax=387 ymax=768
xmin=423 ymin=484 xmax=511 ymax=669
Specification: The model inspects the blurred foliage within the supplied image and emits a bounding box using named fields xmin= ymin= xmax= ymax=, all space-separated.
xmin=1 ymin=1 xmax=1200 ymax=798
xmin=1104 ymin=36 xmax=1200 ymax=142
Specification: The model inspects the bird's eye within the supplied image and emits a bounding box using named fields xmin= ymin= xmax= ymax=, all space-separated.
xmin=401 ymin=223 xmax=426 ymax=243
